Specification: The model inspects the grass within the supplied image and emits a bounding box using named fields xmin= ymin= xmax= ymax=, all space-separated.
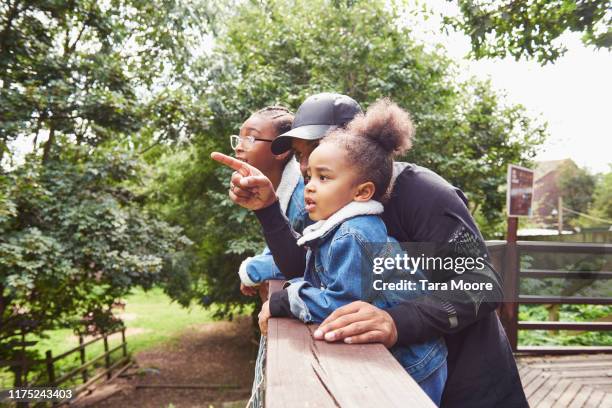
xmin=32 ymin=287 xmax=217 ymax=358
xmin=1 ymin=287 xmax=231 ymax=388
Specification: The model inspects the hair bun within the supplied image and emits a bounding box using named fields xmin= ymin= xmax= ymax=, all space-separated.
xmin=348 ymin=98 xmax=414 ymax=155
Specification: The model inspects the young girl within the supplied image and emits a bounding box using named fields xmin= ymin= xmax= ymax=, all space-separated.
xmin=262 ymin=99 xmax=448 ymax=404
xmin=232 ymin=106 xmax=307 ymax=293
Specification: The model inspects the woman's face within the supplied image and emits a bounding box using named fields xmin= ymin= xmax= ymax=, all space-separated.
xmin=234 ymin=115 xmax=281 ymax=177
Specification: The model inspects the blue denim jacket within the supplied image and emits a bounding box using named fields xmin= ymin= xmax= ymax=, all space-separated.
xmin=239 ymin=159 xmax=310 ymax=285
xmin=286 ymin=201 xmax=448 ymax=387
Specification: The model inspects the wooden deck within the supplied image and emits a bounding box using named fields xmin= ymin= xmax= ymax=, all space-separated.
xmin=517 ymin=354 xmax=612 ymax=407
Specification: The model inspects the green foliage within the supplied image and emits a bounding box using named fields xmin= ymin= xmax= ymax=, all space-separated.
xmin=423 ymin=80 xmax=545 ymax=236
xmin=518 ymin=250 xmax=611 ymax=347
xmin=0 ymin=287 xmax=220 ymax=389
xmin=150 ymin=146 xmax=264 ymax=318
xmin=0 ymin=0 xmax=218 ymax=382
xmin=578 ymin=165 xmax=612 ymax=227
xmin=0 ymin=0 xmax=550 ymax=345
xmin=0 ymin=0 xmax=224 ymax=162
xmin=557 ymin=161 xmax=597 ymax=227
xmin=519 ymin=304 xmax=612 ymax=346
xmin=43 ymin=287 xmax=218 ymax=367
xmin=447 ymin=0 xmax=612 ymax=64
xmin=152 ymin=0 xmax=546 ymax=318
xmin=0 ymin=148 xmax=191 ymax=360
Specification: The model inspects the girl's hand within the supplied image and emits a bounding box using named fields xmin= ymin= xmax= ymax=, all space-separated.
xmin=239 ymin=282 xmax=269 ymax=300
xmin=210 ymin=152 xmax=278 ymax=211
xmin=240 ymin=283 xmax=258 ymax=296
xmin=258 ymin=301 xmax=272 ymax=335
xmin=258 ymin=281 xmax=269 ymax=303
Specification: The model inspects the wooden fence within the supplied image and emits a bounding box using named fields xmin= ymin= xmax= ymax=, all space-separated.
xmin=521 ymin=229 xmax=612 ymax=244
xmin=265 ymin=281 xmax=435 ymax=407
xmin=489 ymin=241 xmax=612 ymax=355
xmin=1 ymin=328 xmax=131 ymax=406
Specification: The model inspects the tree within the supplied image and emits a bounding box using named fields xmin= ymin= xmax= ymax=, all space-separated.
xmin=557 ymin=161 xmax=597 ymax=227
xmin=152 ymin=0 xmax=546 ymax=317
xmin=0 ymin=0 xmax=218 ymax=383
xmin=576 ymin=165 xmax=612 ymax=227
xmin=446 ymin=0 xmax=612 ymax=64
xmin=0 ymin=0 xmax=228 ymax=164
xmin=590 ymin=167 xmax=612 ymax=221
xmin=0 ymin=149 xmax=191 ymax=367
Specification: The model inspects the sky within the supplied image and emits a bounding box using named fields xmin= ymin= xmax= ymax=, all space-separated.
xmin=415 ymin=1 xmax=611 ymax=174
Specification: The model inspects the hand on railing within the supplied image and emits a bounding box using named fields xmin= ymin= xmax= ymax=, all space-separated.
xmin=240 ymin=283 xmax=258 ymax=297
xmin=314 ymin=301 xmax=399 ymax=348
xmin=258 ymin=301 xmax=271 ymax=335
xmin=240 ymin=282 xmax=268 ymax=301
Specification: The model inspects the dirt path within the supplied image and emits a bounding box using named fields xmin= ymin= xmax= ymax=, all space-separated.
xmin=75 ymin=316 xmax=257 ymax=408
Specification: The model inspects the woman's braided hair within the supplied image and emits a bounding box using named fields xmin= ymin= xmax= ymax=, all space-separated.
xmin=253 ymin=106 xmax=294 ymax=139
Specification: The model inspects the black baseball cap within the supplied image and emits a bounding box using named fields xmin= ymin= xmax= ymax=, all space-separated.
xmin=271 ymin=93 xmax=362 ymax=154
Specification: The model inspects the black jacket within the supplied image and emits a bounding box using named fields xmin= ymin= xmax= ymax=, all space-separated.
xmin=257 ymin=163 xmax=527 ymax=407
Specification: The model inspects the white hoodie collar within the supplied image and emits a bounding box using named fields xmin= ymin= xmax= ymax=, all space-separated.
xmin=276 ymin=158 xmax=301 ymax=214
xmin=297 ymin=200 xmax=384 ymax=246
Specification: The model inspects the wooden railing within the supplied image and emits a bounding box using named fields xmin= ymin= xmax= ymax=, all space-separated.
xmin=1 ymin=328 xmax=131 ymax=405
xmin=489 ymin=240 xmax=612 ymax=355
xmin=48 ymin=328 xmax=130 ymax=397
xmin=265 ymin=281 xmax=435 ymax=408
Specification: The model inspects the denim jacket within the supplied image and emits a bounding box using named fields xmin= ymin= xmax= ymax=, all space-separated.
xmin=238 ymin=159 xmax=308 ymax=286
xmin=286 ymin=201 xmax=448 ymax=384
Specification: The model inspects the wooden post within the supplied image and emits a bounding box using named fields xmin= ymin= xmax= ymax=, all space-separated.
xmin=121 ymin=328 xmax=127 ymax=358
xmin=15 ymin=333 xmax=26 ymax=408
xmin=551 ymin=198 xmax=565 ymax=334
xmin=14 ymin=342 xmax=23 ymax=389
xmin=46 ymin=350 xmax=55 ymax=386
xmin=103 ymin=334 xmax=111 ymax=379
xmin=507 ymin=216 xmax=518 ymax=243
xmin=79 ymin=334 xmax=88 ymax=383
xmin=558 ymin=196 xmax=563 ymax=236
xmin=46 ymin=350 xmax=59 ymax=408
xmin=500 ymin=217 xmax=520 ymax=351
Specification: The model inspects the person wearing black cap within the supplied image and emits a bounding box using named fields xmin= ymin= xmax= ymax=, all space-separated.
xmin=211 ymin=92 xmax=527 ymax=407
xmin=271 ymin=92 xmax=363 ymax=177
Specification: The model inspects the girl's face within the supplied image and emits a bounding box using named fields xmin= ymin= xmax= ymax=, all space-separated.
xmin=304 ymin=143 xmax=374 ymax=221
xmin=234 ymin=115 xmax=283 ymax=177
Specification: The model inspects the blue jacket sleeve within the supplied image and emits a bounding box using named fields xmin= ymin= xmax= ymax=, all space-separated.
xmin=285 ymin=234 xmax=371 ymax=323
xmin=238 ymin=246 xmax=286 ymax=286
xmin=254 ymin=201 xmax=307 ymax=279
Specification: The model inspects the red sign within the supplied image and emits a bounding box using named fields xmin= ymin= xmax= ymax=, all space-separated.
xmin=507 ymin=164 xmax=534 ymax=217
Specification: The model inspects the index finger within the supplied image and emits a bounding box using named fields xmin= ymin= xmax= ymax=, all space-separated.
xmin=210 ymin=152 xmax=249 ymax=176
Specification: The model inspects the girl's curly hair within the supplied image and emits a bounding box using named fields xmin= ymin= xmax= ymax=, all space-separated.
xmin=322 ymin=98 xmax=415 ymax=202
